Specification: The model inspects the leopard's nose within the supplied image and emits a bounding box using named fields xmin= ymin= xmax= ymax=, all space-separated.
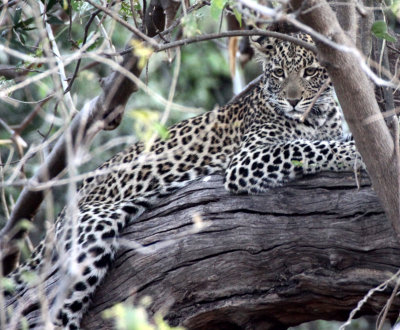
xmin=288 ymin=99 xmax=300 ymax=107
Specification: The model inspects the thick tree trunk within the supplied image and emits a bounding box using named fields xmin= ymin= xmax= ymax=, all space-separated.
xmin=77 ymin=172 xmax=400 ymax=329
xmin=289 ymin=0 xmax=400 ymax=253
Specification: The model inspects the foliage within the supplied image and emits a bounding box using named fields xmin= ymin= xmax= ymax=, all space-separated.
xmin=371 ymin=20 xmax=397 ymax=42
xmin=103 ymin=301 xmax=184 ymax=330
xmin=210 ymin=0 xmax=241 ymax=25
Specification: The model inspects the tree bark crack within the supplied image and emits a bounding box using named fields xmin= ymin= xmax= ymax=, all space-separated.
xmin=13 ymin=172 xmax=397 ymax=329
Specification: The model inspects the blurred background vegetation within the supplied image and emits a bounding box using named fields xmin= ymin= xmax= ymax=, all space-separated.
xmin=0 ymin=6 xmax=260 ymax=234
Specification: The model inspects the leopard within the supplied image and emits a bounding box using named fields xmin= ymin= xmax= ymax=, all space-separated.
xmin=4 ymin=32 xmax=364 ymax=329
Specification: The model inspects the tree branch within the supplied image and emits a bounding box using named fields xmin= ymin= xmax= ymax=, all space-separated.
xmin=7 ymin=173 xmax=398 ymax=329
xmin=85 ymin=0 xmax=159 ymax=47
xmin=81 ymin=173 xmax=399 ymax=329
xmin=157 ymin=29 xmax=318 ymax=53
xmin=113 ymin=29 xmax=318 ymax=56
xmin=333 ymin=0 xmax=357 ymax=43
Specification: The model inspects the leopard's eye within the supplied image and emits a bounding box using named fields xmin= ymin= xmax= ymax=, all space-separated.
xmin=273 ymin=68 xmax=285 ymax=78
xmin=304 ymin=67 xmax=318 ymax=77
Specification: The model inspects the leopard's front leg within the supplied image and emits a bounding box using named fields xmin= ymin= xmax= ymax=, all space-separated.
xmin=224 ymin=139 xmax=365 ymax=194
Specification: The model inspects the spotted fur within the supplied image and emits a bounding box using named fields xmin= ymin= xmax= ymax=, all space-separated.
xmin=5 ymin=33 xmax=364 ymax=329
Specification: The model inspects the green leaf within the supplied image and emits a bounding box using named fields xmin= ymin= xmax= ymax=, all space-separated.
xmin=120 ymin=1 xmax=132 ymax=19
xmin=22 ymin=17 xmax=35 ymax=27
xmin=17 ymin=219 xmax=34 ymax=231
xmin=128 ymin=109 xmax=160 ymax=145
xmin=133 ymin=0 xmax=141 ymax=12
xmin=153 ymin=123 xmax=170 ymax=140
xmin=372 ymin=20 xmax=387 ymax=35
xmin=14 ymin=16 xmax=35 ymax=29
xmin=371 ymin=20 xmax=397 ymax=42
xmin=47 ymin=0 xmax=58 ymax=11
xmin=87 ymin=34 xmax=102 ymax=51
xmin=20 ymin=271 xmax=38 ymax=284
xmin=46 ymin=15 xmax=65 ymax=25
xmin=232 ymin=8 xmax=242 ymax=27
xmin=103 ymin=303 xmax=184 ymax=330
xmin=103 ymin=304 xmax=154 ymax=330
xmin=13 ymin=7 xmax=22 ymax=25
xmin=291 ymin=160 xmax=303 ymax=167
xmin=181 ymin=15 xmax=200 ymax=37
xmin=1 ymin=278 xmax=15 ymax=292
xmin=210 ymin=0 xmax=228 ymax=20
xmin=71 ymin=0 xmax=82 ymax=11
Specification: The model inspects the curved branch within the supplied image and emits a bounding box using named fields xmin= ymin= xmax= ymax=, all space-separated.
xmin=6 ymin=173 xmax=400 ymax=328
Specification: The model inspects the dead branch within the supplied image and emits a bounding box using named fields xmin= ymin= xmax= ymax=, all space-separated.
xmin=8 ymin=172 xmax=398 ymax=329
xmin=80 ymin=173 xmax=399 ymax=329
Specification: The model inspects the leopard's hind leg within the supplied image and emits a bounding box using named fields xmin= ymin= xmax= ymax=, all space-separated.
xmin=4 ymin=240 xmax=46 ymax=297
xmin=50 ymin=202 xmax=144 ymax=329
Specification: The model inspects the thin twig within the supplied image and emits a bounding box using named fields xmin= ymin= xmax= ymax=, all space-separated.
xmin=40 ymin=1 xmax=75 ymax=114
xmin=85 ymin=52 xmax=203 ymax=115
xmin=387 ymin=45 xmax=400 ymax=55
xmin=65 ymin=8 xmax=101 ymax=94
xmin=0 ymin=0 xmax=19 ymax=10
xmin=0 ymin=119 xmax=27 ymax=156
xmin=0 ymin=38 xmax=98 ymax=98
xmin=362 ymin=107 xmax=400 ymax=126
xmin=394 ymin=116 xmax=400 ymax=234
xmin=0 ymin=154 xmax=10 ymax=220
xmin=146 ymin=48 xmax=182 ymax=151
xmin=377 ymin=273 xmax=400 ymax=330
xmin=162 ymin=47 xmax=181 ymax=125
xmin=156 ymin=29 xmax=317 ymax=53
xmin=159 ymin=1 xmax=209 ymax=38
xmin=85 ymin=0 xmax=158 ymax=47
xmin=300 ymin=78 xmax=331 ymax=122
xmin=339 ymin=269 xmax=400 ymax=330
xmin=13 ymin=95 xmax=54 ymax=135
xmin=110 ymin=30 xmax=318 ymax=58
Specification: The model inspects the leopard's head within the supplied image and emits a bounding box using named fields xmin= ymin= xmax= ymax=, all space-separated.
xmin=251 ymin=33 xmax=333 ymax=120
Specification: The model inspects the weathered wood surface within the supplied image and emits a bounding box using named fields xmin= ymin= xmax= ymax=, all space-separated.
xmin=80 ymin=172 xmax=400 ymax=329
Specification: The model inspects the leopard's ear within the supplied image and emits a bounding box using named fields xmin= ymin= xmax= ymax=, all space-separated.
xmin=249 ymin=36 xmax=277 ymax=62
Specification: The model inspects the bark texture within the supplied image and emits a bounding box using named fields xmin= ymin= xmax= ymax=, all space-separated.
xmin=75 ymin=173 xmax=400 ymax=329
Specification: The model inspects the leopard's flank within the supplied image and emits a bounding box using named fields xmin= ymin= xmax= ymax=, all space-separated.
xmin=5 ymin=33 xmax=363 ymax=329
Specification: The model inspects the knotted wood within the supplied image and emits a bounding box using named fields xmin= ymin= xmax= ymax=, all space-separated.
xmin=78 ymin=172 xmax=400 ymax=329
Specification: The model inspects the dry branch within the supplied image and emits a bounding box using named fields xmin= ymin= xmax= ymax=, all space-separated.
xmin=69 ymin=173 xmax=398 ymax=329
xmin=7 ymin=172 xmax=398 ymax=329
